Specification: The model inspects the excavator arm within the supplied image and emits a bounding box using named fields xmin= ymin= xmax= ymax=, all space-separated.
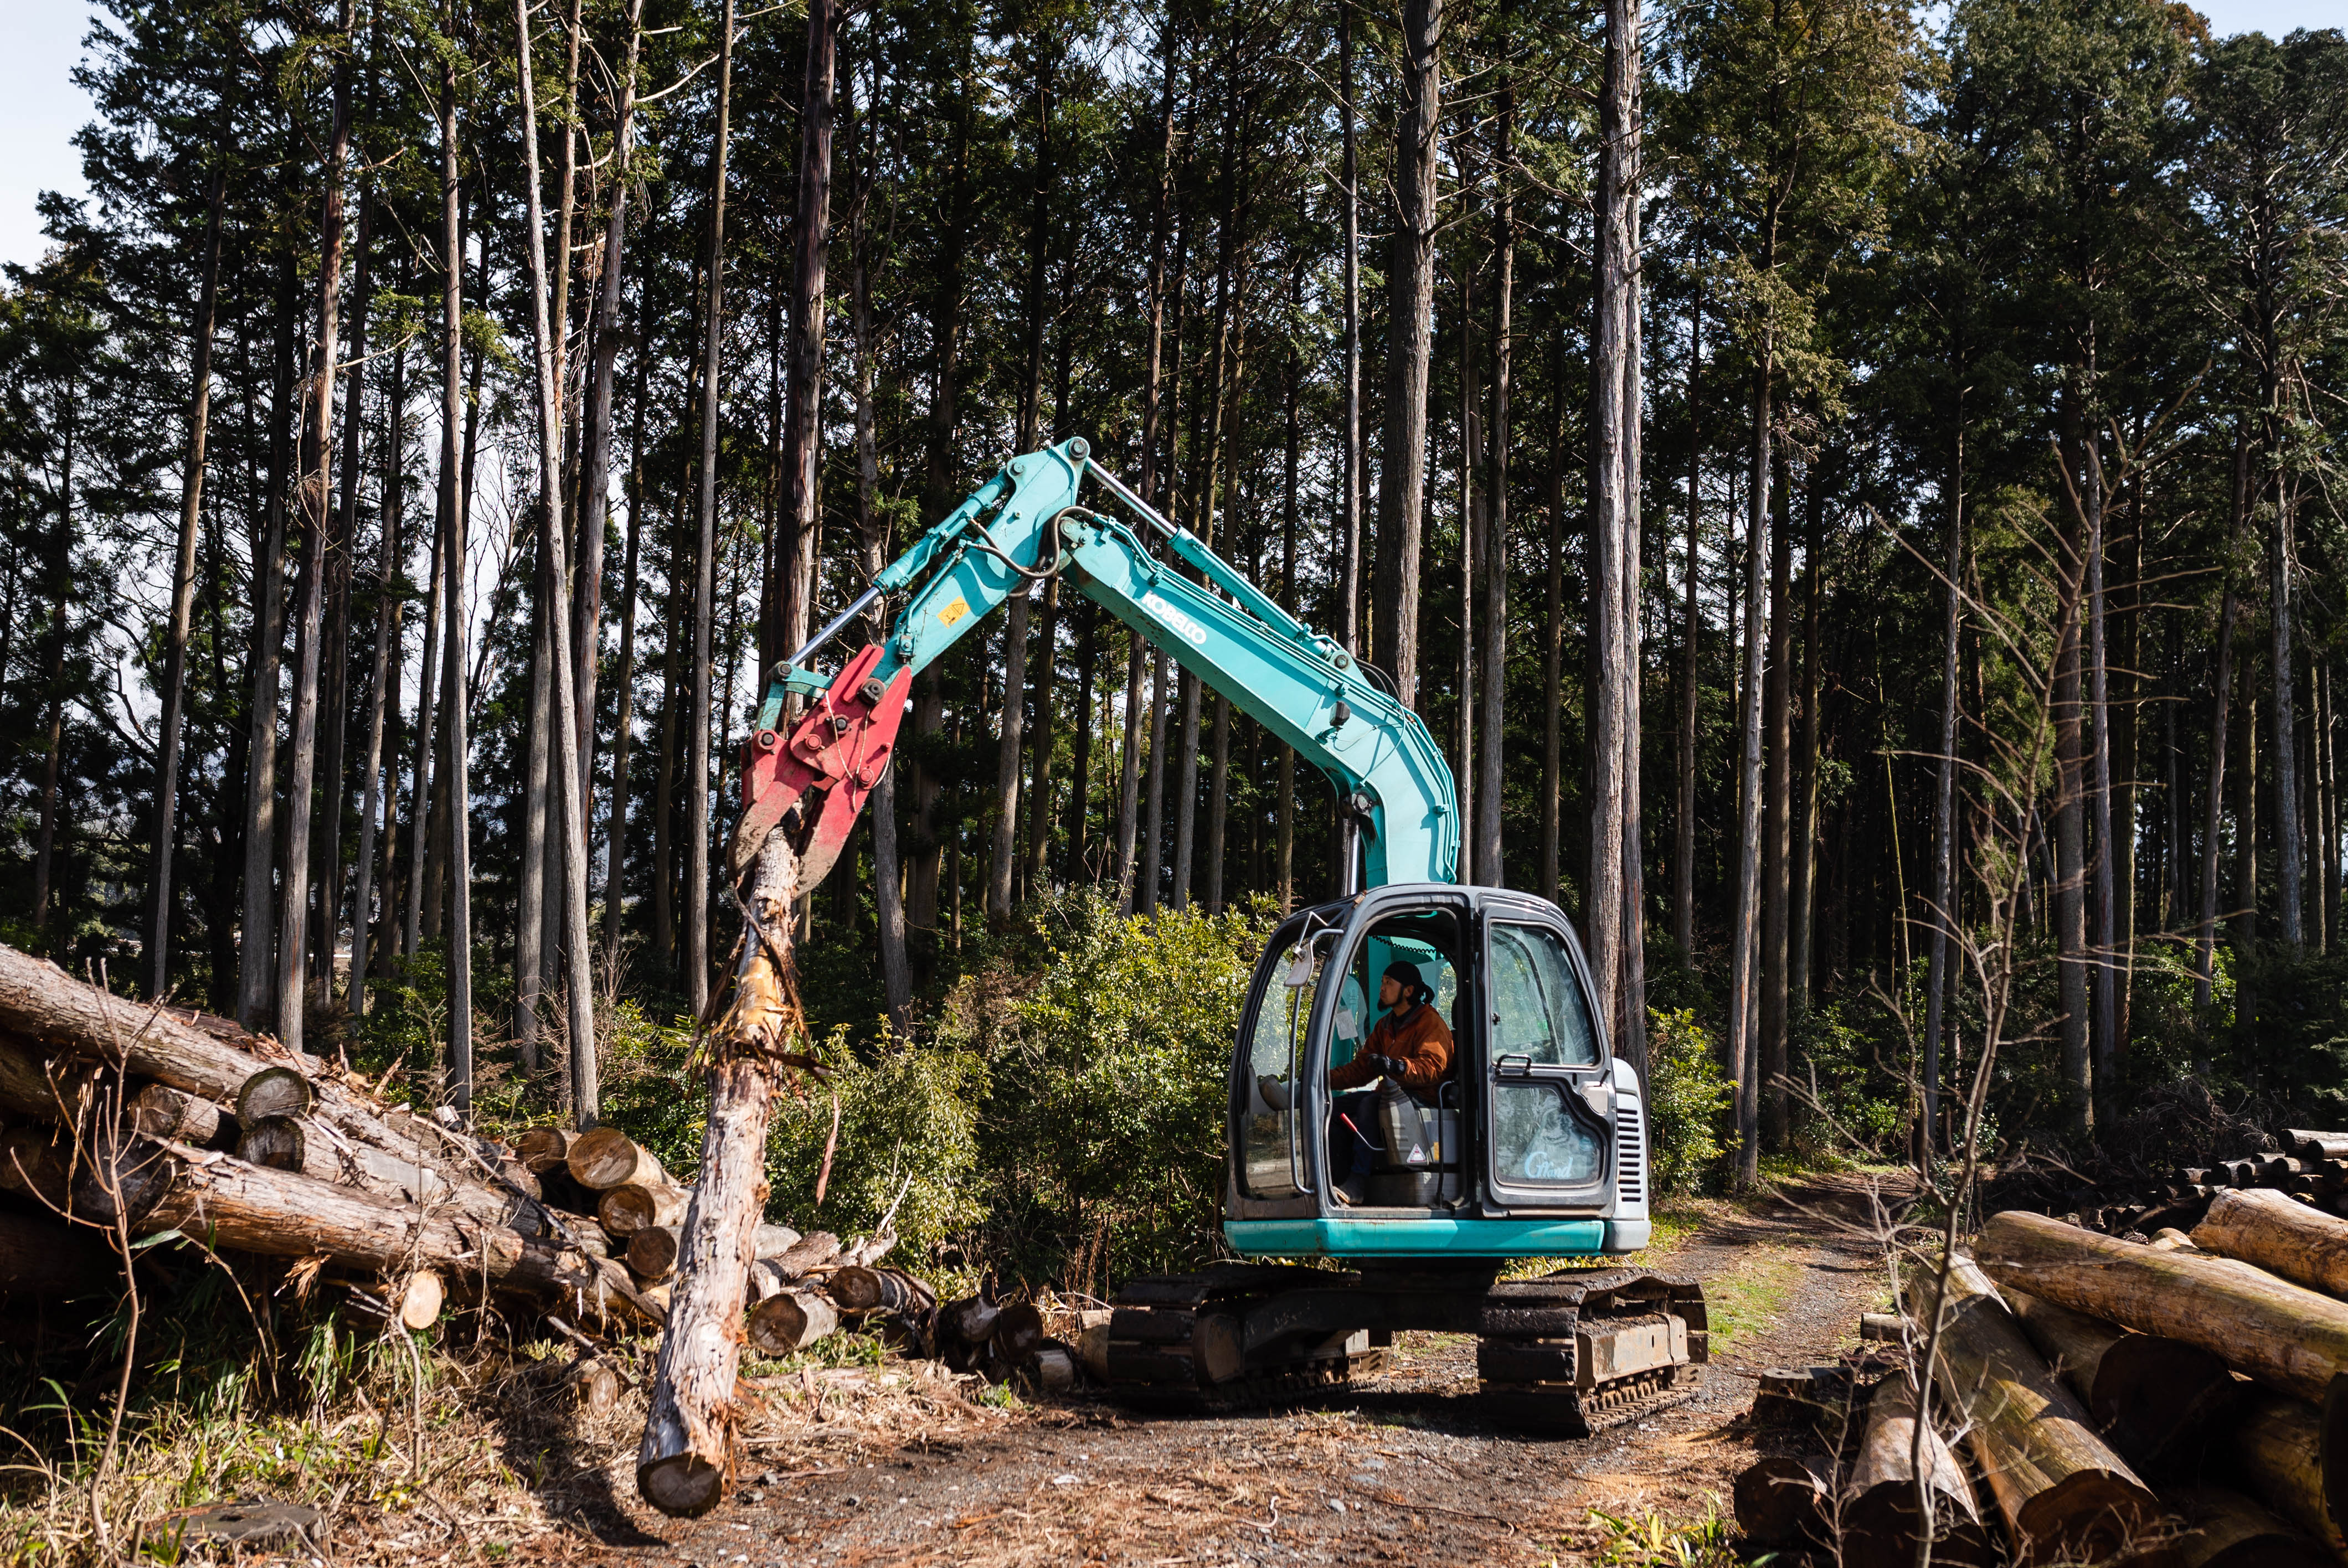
xmin=728 ymin=438 xmax=1459 ymax=895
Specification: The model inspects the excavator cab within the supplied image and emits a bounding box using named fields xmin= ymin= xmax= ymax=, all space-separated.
xmin=1101 ymin=883 xmax=1704 ymax=1434
xmin=1226 ymin=883 xmax=1650 ymax=1255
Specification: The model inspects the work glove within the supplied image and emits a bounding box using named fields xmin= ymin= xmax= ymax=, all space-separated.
xmin=1363 ymin=1053 xmax=1408 ymax=1081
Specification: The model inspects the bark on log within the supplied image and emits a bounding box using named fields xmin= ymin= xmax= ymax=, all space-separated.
xmin=746 ymin=1288 xmax=838 ymax=1355
xmin=129 ymin=1082 xmax=234 ymax=1149
xmin=1908 ymin=1252 xmax=2169 ymax=1566
xmin=2290 ymin=1132 xmax=2348 ymax=1162
xmin=1980 ymin=1208 xmax=2348 ymax=1405
xmin=235 ymin=1066 xmax=315 ymax=1122
xmin=632 ymin=1221 xmax=796 ymax=1282
xmin=1858 ymin=1312 xmax=1904 ymax=1342
xmin=2195 ymin=1187 xmax=2348 ymax=1299
xmin=233 ymin=1115 xmax=528 ymax=1230
xmin=2226 ymin=1390 xmax=2348 ymax=1565
xmin=0 ymin=1209 xmax=114 ymax=1298
xmin=513 ymin=1127 xmax=575 ymax=1174
xmin=2007 ymin=1288 xmax=2244 ymax=1476
xmin=637 ymin=836 xmax=811 ymax=1519
xmin=1732 ymin=1454 xmax=1831 ymax=1549
xmin=569 ymin=1126 xmax=670 ymax=1192
xmin=765 ymin=1231 xmax=838 ymax=1279
xmin=121 ymin=1139 xmax=576 ymax=1291
xmin=1840 ymin=1374 xmax=1990 ymax=1568
xmin=599 ymin=1181 xmax=689 ymax=1236
xmin=0 ymin=1127 xmax=68 ymax=1203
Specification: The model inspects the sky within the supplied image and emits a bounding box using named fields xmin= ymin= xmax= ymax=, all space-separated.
xmin=1 ymin=0 xmax=2341 ymax=276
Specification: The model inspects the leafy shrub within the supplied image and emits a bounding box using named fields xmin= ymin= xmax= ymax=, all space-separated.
xmin=1643 ymin=1008 xmax=1732 ymax=1198
xmin=952 ymin=890 xmax=1278 ymax=1293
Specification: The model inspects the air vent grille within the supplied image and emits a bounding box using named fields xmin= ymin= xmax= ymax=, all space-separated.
xmin=1614 ymin=1103 xmax=1645 ymax=1208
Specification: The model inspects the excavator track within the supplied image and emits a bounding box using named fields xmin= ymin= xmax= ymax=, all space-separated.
xmin=1476 ymin=1268 xmax=1709 ymax=1437
xmin=1103 ymin=1265 xmax=1381 ymax=1414
xmin=1103 ymin=1264 xmax=1705 ymax=1435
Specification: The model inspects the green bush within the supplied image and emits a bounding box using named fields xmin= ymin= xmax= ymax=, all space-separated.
xmin=1643 ymin=1008 xmax=1732 ymax=1198
xmin=955 ymin=891 xmax=1278 ymax=1293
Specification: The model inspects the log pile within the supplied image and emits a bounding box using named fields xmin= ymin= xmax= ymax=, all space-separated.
xmin=1736 ymin=1199 xmax=2348 ymax=1564
xmin=2054 ymin=1127 xmax=2348 ymax=1240
xmin=0 ymin=942 xmax=1095 ymax=1412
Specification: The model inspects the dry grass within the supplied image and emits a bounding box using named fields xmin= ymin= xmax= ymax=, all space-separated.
xmin=0 ymin=1325 xmax=1024 ymax=1566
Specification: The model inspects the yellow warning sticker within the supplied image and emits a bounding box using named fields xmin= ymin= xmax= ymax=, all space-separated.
xmin=938 ymin=596 xmax=971 ymax=628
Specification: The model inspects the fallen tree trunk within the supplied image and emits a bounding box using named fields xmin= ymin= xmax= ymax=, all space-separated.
xmin=2007 ymin=1288 xmax=2244 ymax=1476
xmin=2291 ymin=1132 xmax=2348 ymax=1162
xmin=233 ymin=1115 xmax=531 ymax=1230
xmin=1980 ymin=1208 xmax=2348 ymax=1405
xmin=1840 ymin=1374 xmax=1990 ymax=1568
xmin=2226 ymin=1390 xmax=2348 ymax=1562
xmin=86 ymin=1137 xmax=576 ymax=1293
xmin=1908 ymin=1252 xmax=2169 ymax=1566
xmin=638 ymin=836 xmax=813 ymax=1519
xmin=2193 ymin=1187 xmax=2348 ymax=1299
xmin=829 ymin=1265 xmax=931 ymax=1317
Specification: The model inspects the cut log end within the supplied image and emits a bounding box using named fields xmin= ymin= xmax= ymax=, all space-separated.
xmin=636 ymin=1454 xmax=725 ymax=1519
xmin=391 ymin=1270 xmax=445 ymax=1332
xmin=747 ymin=1289 xmax=839 ymax=1355
xmin=569 ymin=1358 xmax=622 ymax=1417
xmin=235 ymin=1066 xmax=315 ymax=1123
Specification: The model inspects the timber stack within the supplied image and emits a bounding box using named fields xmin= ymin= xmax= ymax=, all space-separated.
xmin=2053 ymin=1126 xmax=2348 ymax=1240
xmin=0 ymin=942 xmax=1080 ymax=1391
xmin=1735 ymin=1196 xmax=2348 ymax=1565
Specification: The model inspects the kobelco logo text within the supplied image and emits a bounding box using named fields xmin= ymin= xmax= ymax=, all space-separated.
xmin=1142 ymin=592 xmax=1209 ymax=647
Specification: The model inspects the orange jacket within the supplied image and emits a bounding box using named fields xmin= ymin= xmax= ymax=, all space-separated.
xmin=1329 ymin=1002 xmax=1454 ymax=1095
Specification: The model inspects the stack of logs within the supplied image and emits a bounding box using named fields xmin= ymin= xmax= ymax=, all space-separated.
xmin=0 ymin=944 xmax=1081 ymax=1395
xmin=1736 ymin=1190 xmax=2348 ymax=1566
xmin=2069 ymin=1128 xmax=2348 ymax=1239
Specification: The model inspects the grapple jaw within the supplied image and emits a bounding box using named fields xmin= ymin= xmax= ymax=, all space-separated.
xmin=728 ymin=645 xmax=913 ymax=889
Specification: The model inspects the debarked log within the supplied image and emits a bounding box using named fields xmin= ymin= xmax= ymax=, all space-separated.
xmin=568 ymin=1126 xmax=670 ymax=1192
xmin=2193 ymin=1187 xmax=2348 ymax=1301
xmin=1980 ymin=1209 xmax=2348 ymax=1405
xmin=598 ymin=1181 xmax=689 ymax=1237
xmin=1907 ymin=1253 xmax=2170 ymax=1566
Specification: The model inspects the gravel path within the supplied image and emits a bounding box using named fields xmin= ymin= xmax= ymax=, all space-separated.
xmin=575 ymin=1173 xmax=1904 ymax=1567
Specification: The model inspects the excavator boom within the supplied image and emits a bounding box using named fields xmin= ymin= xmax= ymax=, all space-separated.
xmin=729 ymin=439 xmax=1456 ymax=893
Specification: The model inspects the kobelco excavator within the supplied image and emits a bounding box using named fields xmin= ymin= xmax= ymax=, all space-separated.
xmin=731 ymin=439 xmax=1707 ymax=1436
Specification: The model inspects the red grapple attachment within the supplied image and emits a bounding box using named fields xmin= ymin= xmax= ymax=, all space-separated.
xmin=727 ymin=645 xmax=913 ymax=886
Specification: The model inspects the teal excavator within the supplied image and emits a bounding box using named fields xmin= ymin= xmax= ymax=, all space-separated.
xmin=733 ymin=440 xmax=1707 ymax=1435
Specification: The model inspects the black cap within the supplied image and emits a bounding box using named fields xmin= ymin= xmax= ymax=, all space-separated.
xmin=1382 ymin=961 xmax=1429 ymax=1000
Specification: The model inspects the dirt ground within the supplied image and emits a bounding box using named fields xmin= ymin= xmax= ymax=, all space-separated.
xmin=524 ymin=1173 xmax=1903 ymax=1568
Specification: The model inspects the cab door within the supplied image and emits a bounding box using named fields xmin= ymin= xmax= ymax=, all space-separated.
xmin=1480 ymin=911 xmax=1614 ymax=1209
